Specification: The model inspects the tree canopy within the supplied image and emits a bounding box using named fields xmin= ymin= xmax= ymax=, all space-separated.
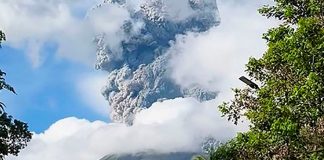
xmin=214 ymin=0 xmax=324 ymax=159
xmin=0 ymin=31 xmax=32 ymax=159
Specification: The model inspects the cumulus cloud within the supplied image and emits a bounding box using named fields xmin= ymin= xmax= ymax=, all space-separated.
xmin=0 ymin=0 xmax=131 ymax=67
xmin=168 ymin=0 xmax=278 ymax=101
xmin=5 ymin=0 xmax=278 ymax=159
xmin=8 ymin=98 xmax=247 ymax=160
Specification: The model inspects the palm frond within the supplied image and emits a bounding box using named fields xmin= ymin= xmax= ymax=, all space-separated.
xmin=0 ymin=101 xmax=5 ymax=112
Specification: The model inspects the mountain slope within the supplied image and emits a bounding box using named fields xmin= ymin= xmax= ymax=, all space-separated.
xmin=99 ymin=152 xmax=197 ymax=160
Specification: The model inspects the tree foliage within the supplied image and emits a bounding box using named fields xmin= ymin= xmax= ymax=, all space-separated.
xmin=259 ymin=0 xmax=324 ymax=24
xmin=214 ymin=0 xmax=324 ymax=159
xmin=0 ymin=31 xmax=32 ymax=159
xmin=0 ymin=31 xmax=5 ymax=48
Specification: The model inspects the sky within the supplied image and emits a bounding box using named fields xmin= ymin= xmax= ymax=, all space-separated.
xmin=0 ymin=0 xmax=278 ymax=159
xmin=0 ymin=0 xmax=109 ymax=133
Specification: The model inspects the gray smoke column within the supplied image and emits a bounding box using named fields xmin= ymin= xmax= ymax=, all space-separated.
xmin=94 ymin=0 xmax=220 ymax=124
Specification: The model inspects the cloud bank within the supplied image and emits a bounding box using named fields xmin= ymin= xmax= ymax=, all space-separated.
xmin=8 ymin=98 xmax=246 ymax=160
xmin=168 ymin=0 xmax=278 ymax=100
xmin=5 ymin=0 xmax=278 ymax=159
xmin=0 ymin=0 xmax=131 ymax=67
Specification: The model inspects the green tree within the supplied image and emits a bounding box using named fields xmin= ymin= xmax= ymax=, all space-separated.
xmin=214 ymin=0 xmax=324 ymax=159
xmin=0 ymin=31 xmax=32 ymax=159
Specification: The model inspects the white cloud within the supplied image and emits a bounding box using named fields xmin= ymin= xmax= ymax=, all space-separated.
xmin=168 ymin=0 xmax=278 ymax=101
xmin=25 ymin=40 xmax=43 ymax=68
xmin=124 ymin=0 xmax=197 ymax=22
xmin=5 ymin=0 xmax=278 ymax=159
xmin=0 ymin=0 xmax=134 ymax=117
xmin=8 ymin=98 xmax=247 ymax=160
xmin=88 ymin=5 xmax=129 ymax=35
xmin=163 ymin=0 xmax=195 ymax=21
xmin=0 ymin=0 xmax=131 ymax=67
xmin=76 ymin=73 xmax=109 ymax=116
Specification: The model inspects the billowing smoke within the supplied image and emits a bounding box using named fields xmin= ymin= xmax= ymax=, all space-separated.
xmin=93 ymin=0 xmax=220 ymax=124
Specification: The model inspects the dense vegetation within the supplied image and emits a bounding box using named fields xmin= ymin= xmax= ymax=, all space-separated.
xmin=212 ymin=0 xmax=324 ymax=159
xmin=0 ymin=31 xmax=32 ymax=159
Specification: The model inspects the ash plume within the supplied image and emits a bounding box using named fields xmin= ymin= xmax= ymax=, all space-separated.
xmin=94 ymin=0 xmax=220 ymax=124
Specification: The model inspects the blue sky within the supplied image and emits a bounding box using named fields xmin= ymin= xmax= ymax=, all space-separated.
xmin=0 ymin=44 xmax=107 ymax=133
xmin=0 ymin=0 xmax=273 ymax=134
xmin=0 ymin=0 xmax=129 ymax=135
xmin=0 ymin=0 xmax=278 ymax=159
xmin=0 ymin=0 xmax=114 ymax=134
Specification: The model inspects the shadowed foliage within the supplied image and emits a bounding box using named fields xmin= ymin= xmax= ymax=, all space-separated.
xmin=0 ymin=30 xmax=32 ymax=159
xmin=0 ymin=31 xmax=5 ymax=48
